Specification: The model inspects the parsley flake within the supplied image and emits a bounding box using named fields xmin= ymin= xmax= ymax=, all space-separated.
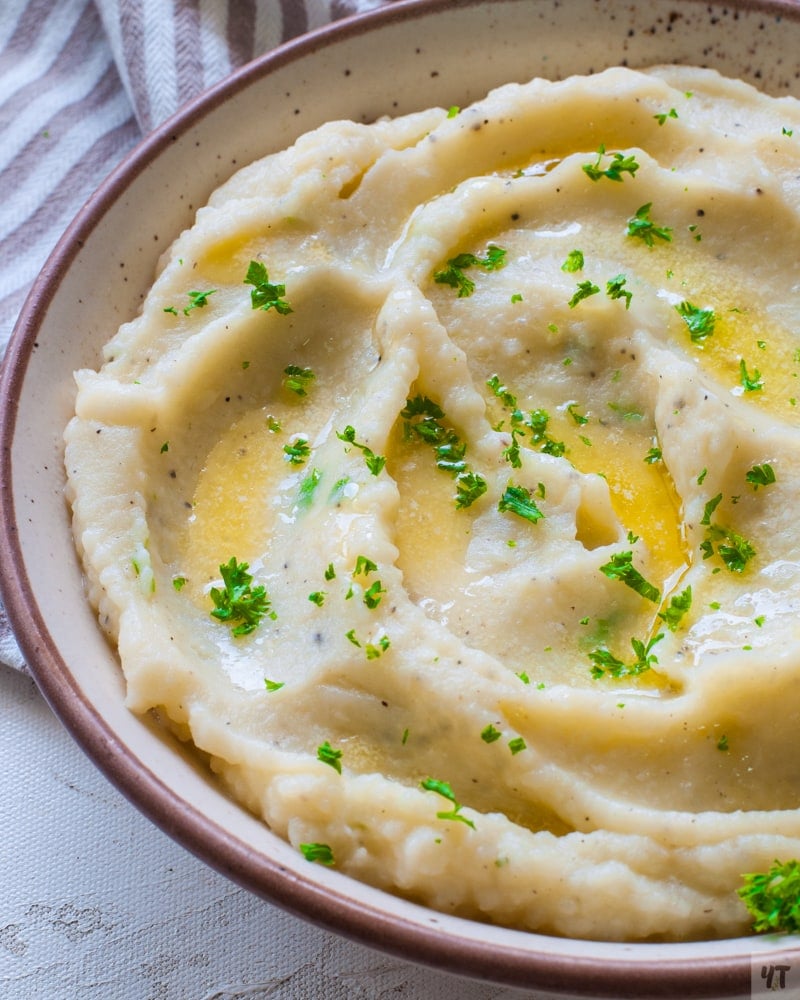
xmin=337 ymin=426 xmax=386 ymax=476
xmin=657 ymin=585 xmax=693 ymax=631
xmin=283 ymin=436 xmax=311 ymax=465
xmin=480 ymin=724 xmax=503 ymax=744
xmin=606 ymin=273 xmax=632 ymax=308
xmin=420 ymin=778 xmax=476 ymax=829
xmin=676 ymin=300 xmax=715 ymax=343
xmin=245 ymin=260 xmax=292 ymax=314
xmin=297 ymin=467 xmax=322 ymax=508
xmin=363 ymin=580 xmax=386 ymax=609
xmin=738 ymin=860 xmax=800 ymax=934
xmin=561 ymin=249 xmax=584 ymax=273
xmin=433 ymin=244 xmax=507 ymax=297
xmin=283 ymin=365 xmax=315 ymax=397
xmin=589 ymin=632 xmax=664 ymax=679
xmin=183 ymin=289 xmax=217 ymax=315
xmin=568 ymin=279 xmax=600 ymax=308
xmin=654 ymin=108 xmax=679 ymax=125
xmin=599 ymin=551 xmax=660 ymax=603
xmin=582 ymin=145 xmax=640 ymax=182
xmin=317 ymin=741 xmax=343 ymax=774
xmin=746 ymin=463 xmax=776 ymax=490
xmin=299 ymin=842 xmax=335 ymax=865
xmin=209 ymin=557 xmax=273 ymax=636
xmin=455 ymin=470 xmax=488 ymax=509
xmin=498 ymin=483 xmax=544 ymax=524
xmin=626 ymin=203 xmax=673 ymax=246
xmin=739 ymin=358 xmax=764 ymax=392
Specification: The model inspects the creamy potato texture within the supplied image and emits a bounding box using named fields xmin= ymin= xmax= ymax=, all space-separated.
xmin=65 ymin=66 xmax=800 ymax=941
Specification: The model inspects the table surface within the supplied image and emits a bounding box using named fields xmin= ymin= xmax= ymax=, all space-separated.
xmin=1 ymin=663 xmax=556 ymax=1000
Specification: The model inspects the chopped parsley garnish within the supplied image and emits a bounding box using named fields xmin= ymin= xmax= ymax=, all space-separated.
xmin=317 ymin=741 xmax=343 ymax=774
xmin=455 ymin=470 xmax=488 ymax=509
xmin=606 ymin=273 xmax=632 ymax=308
xmin=183 ymin=289 xmax=217 ymax=314
xmin=324 ymin=562 xmax=336 ymax=581
xmin=363 ymin=580 xmax=386 ymax=609
xmin=589 ymin=632 xmax=664 ymax=679
xmin=508 ymin=737 xmax=527 ymax=755
xmin=498 ymin=483 xmax=544 ymax=524
xmin=209 ymin=557 xmax=274 ymax=636
xmin=486 ymin=375 xmax=518 ymax=412
xmin=701 ymin=493 xmax=723 ymax=526
xmin=738 ymin=859 xmax=800 ymax=934
xmin=420 ymin=778 xmax=476 ymax=829
xmin=746 ymin=463 xmax=776 ymax=490
xmin=283 ymin=436 xmax=310 ymax=465
xmin=658 ymin=585 xmax=692 ymax=631
xmin=582 ymin=145 xmax=640 ymax=182
xmin=267 ymin=416 xmax=282 ymax=433
xmin=644 ymin=446 xmax=662 ymax=464
xmin=402 ymin=394 xmax=445 ymax=420
xmin=626 ymin=202 xmax=673 ymax=246
xmin=480 ymin=723 xmax=503 ymax=744
xmin=717 ymin=734 xmax=729 ymax=751
xmin=172 ymin=576 xmax=187 ymax=591
xmin=599 ymin=551 xmax=660 ymax=603
xmin=337 ymin=425 xmax=386 ymax=475
xmin=701 ymin=507 xmax=757 ymax=572
xmin=354 ymin=555 xmax=378 ymax=576
xmin=263 ymin=678 xmax=284 ymax=692
xmin=297 ymin=467 xmax=322 ymax=508
xmin=245 ymin=260 xmax=292 ymax=314
xmin=561 ymin=249 xmax=584 ymax=273
xmin=568 ymin=279 xmax=600 ymax=308
xmin=676 ymin=301 xmax=715 ymax=343
xmin=299 ymin=842 xmax=335 ymax=865
xmin=433 ymin=244 xmax=507 ymax=297
xmin=346 ymin=628 xmax=390 ymax=658
xmin=308 ymin=591 xmax=325 ymax=606
xmin=502 ymin=428 xmax=523 ymax=469
xmin=328 ymin=476 xmax=351 ymax=503
xmin=365 ymin=636 xmax=390 ymax=659
xmin=717 ymin=531 xmax=757 ymax=573
xmin=282 ymin=365 xmax=315 ymax=397
xmin=567 ymin=403 xmax=589 ymax=426
xmin=739 ymin=358 xmax=764 ymax=392
xmin=654 ymin=108 xmax=679 ymax=125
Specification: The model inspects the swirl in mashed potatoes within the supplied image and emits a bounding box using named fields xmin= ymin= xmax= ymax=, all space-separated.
xmin=65 ymin=65 xmax=800 ymax=941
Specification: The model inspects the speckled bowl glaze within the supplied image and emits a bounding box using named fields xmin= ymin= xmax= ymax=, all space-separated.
xmin=2 ymin=1 xmax=800 ymax=996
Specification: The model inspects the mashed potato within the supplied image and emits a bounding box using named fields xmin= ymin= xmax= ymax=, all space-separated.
xmin=64 ymin=65 xmax=800 ymax=941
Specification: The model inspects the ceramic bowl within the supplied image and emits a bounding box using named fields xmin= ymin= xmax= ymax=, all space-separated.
xmin=2 ymin=1 xmax=800 ymax=996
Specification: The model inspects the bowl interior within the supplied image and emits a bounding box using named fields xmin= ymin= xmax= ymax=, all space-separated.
xmin=3 ymin=0 xmax=800 ymax=995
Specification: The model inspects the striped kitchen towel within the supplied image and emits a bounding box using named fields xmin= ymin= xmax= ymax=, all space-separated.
xmin=0 ymin=0 xmax=392 ymax=672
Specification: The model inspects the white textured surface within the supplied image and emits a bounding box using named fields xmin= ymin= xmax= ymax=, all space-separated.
xmin=0 ymin=664 xmax=551 ymax=1000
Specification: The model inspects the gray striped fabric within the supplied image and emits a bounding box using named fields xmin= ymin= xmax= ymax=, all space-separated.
xmin=0 ymin=0 xmax=389 ymax=672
